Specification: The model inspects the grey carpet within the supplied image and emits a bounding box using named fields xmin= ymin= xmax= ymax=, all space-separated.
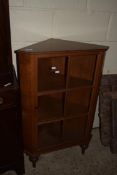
xmin=1 ymin=128 xmax=117 ymax=175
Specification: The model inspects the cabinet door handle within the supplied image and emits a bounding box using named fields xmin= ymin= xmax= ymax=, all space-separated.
xmin=54 ymin=70 xmax=60 ymax=74
xmin=0 ymin=97 xmax=4 ymax=105
xmin=50 ymin=66 xmax=57 ymax=70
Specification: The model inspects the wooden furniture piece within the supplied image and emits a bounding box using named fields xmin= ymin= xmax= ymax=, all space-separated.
xmin=16 ymin=38 xmax=109 ymax=167
xmin=99 ymin=74 xmax=117 ymax=153
xmin=0 ymin=0 xmax=24 ymax=174
xmin=0 ymin=67 xmax=24 ymax=175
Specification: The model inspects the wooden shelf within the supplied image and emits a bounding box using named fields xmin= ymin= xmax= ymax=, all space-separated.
xmin=38 ymin=77 xmax=92 ymax=95
xmin=37 ymin=88 xmax=66 ymax=96
xmin=37 ymin=112 xmax=88 ymax=125
xmin=37 ymin=93 xmax=89 ymax=124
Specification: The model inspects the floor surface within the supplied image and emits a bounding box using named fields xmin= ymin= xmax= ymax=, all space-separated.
xmin=1 ymin=128 xmax=117 ymax=175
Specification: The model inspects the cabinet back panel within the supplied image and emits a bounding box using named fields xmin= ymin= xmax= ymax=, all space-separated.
xmin=38 ymin=93 xmax=65 ymax=122
xmin=63 ymin=117 xmax=87 ymax=141
xmin=66 ymin=88 xmax=92 ymax=115
xmin=38 ymin=122 xmax=62 ymax=149
xmin=68 ymin=55 xmax=97 ymax=86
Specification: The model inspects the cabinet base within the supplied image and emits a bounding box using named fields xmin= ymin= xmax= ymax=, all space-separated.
xmin=27 ymin=140 xmax=91 ymax=167
xmin=29 ymin=155 xmax=39 ymax=168
xmin=80 ymin=144 xmax=88 ymax=154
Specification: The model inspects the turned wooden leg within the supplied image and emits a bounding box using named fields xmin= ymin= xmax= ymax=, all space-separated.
xmin=29 ymin=155 xmax=39 ymax=168
xmin=80 ymin=145 xmax=88 ymax=154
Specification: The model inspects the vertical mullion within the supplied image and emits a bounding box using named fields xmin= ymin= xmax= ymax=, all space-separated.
xmin=62 ymin=56 xmax=70 ymax=140
xmin=63 ymin=56 xmax=70 ymax=117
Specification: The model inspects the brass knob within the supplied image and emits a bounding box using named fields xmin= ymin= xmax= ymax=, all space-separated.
xmin=50 ymin=66 xmax=60 ymax=75
xmin=51 ymin=66 xmax=57 ymax=70
xmin=54 ymin=70 xmax=60 ymax=74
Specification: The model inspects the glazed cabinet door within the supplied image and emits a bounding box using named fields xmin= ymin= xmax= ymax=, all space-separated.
xmin=36 ymin=54 xmax=98 ymax=151
xmin=62 ymin=54 xmax=97 ymax=143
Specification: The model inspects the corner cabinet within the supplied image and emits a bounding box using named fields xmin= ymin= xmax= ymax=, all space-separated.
xmin=16 ymin=39 xmax=109 ymax=167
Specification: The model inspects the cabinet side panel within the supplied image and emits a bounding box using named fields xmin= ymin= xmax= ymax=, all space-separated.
xmin=17 ymin=53 xmax=38 ymax=153
xmin=86 ymin=52 xmax=105 ymax=136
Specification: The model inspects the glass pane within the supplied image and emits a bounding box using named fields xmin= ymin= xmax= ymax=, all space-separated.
xmin=38 ymin=122 xmax=62 ymax=149
xmin=68 ymin=55 xmax=96 ymax=88
xmin=66 ymin=88 xmax=92 ymax=116
xmin=38 ymin=57 xmax=66 ymax=91
xmin=38 ymin=93 xmax=65 ymax=123
xmin=63 ymin=117 xmax=87 ymax=141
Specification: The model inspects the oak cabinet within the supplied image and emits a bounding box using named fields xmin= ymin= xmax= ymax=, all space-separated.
xmin=16 ymin=38 xmax=108 ymax=167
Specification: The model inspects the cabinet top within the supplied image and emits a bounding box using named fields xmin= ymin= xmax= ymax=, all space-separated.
xmin=15 ymin=38 xmax=109 ymax=54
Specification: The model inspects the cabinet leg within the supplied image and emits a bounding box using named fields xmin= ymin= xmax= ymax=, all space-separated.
xmin=29 ymin=155 xmax=39 ymax=168
xmin=80 ymin=145 xmax=88 ymax=154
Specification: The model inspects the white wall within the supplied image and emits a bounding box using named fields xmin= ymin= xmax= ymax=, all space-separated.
xmin=9 ymin=0 xmax=117 ymax=127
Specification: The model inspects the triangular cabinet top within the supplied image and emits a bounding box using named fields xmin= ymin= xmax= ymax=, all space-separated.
xmin=15 ymin=38 xmax=109 ymax=55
